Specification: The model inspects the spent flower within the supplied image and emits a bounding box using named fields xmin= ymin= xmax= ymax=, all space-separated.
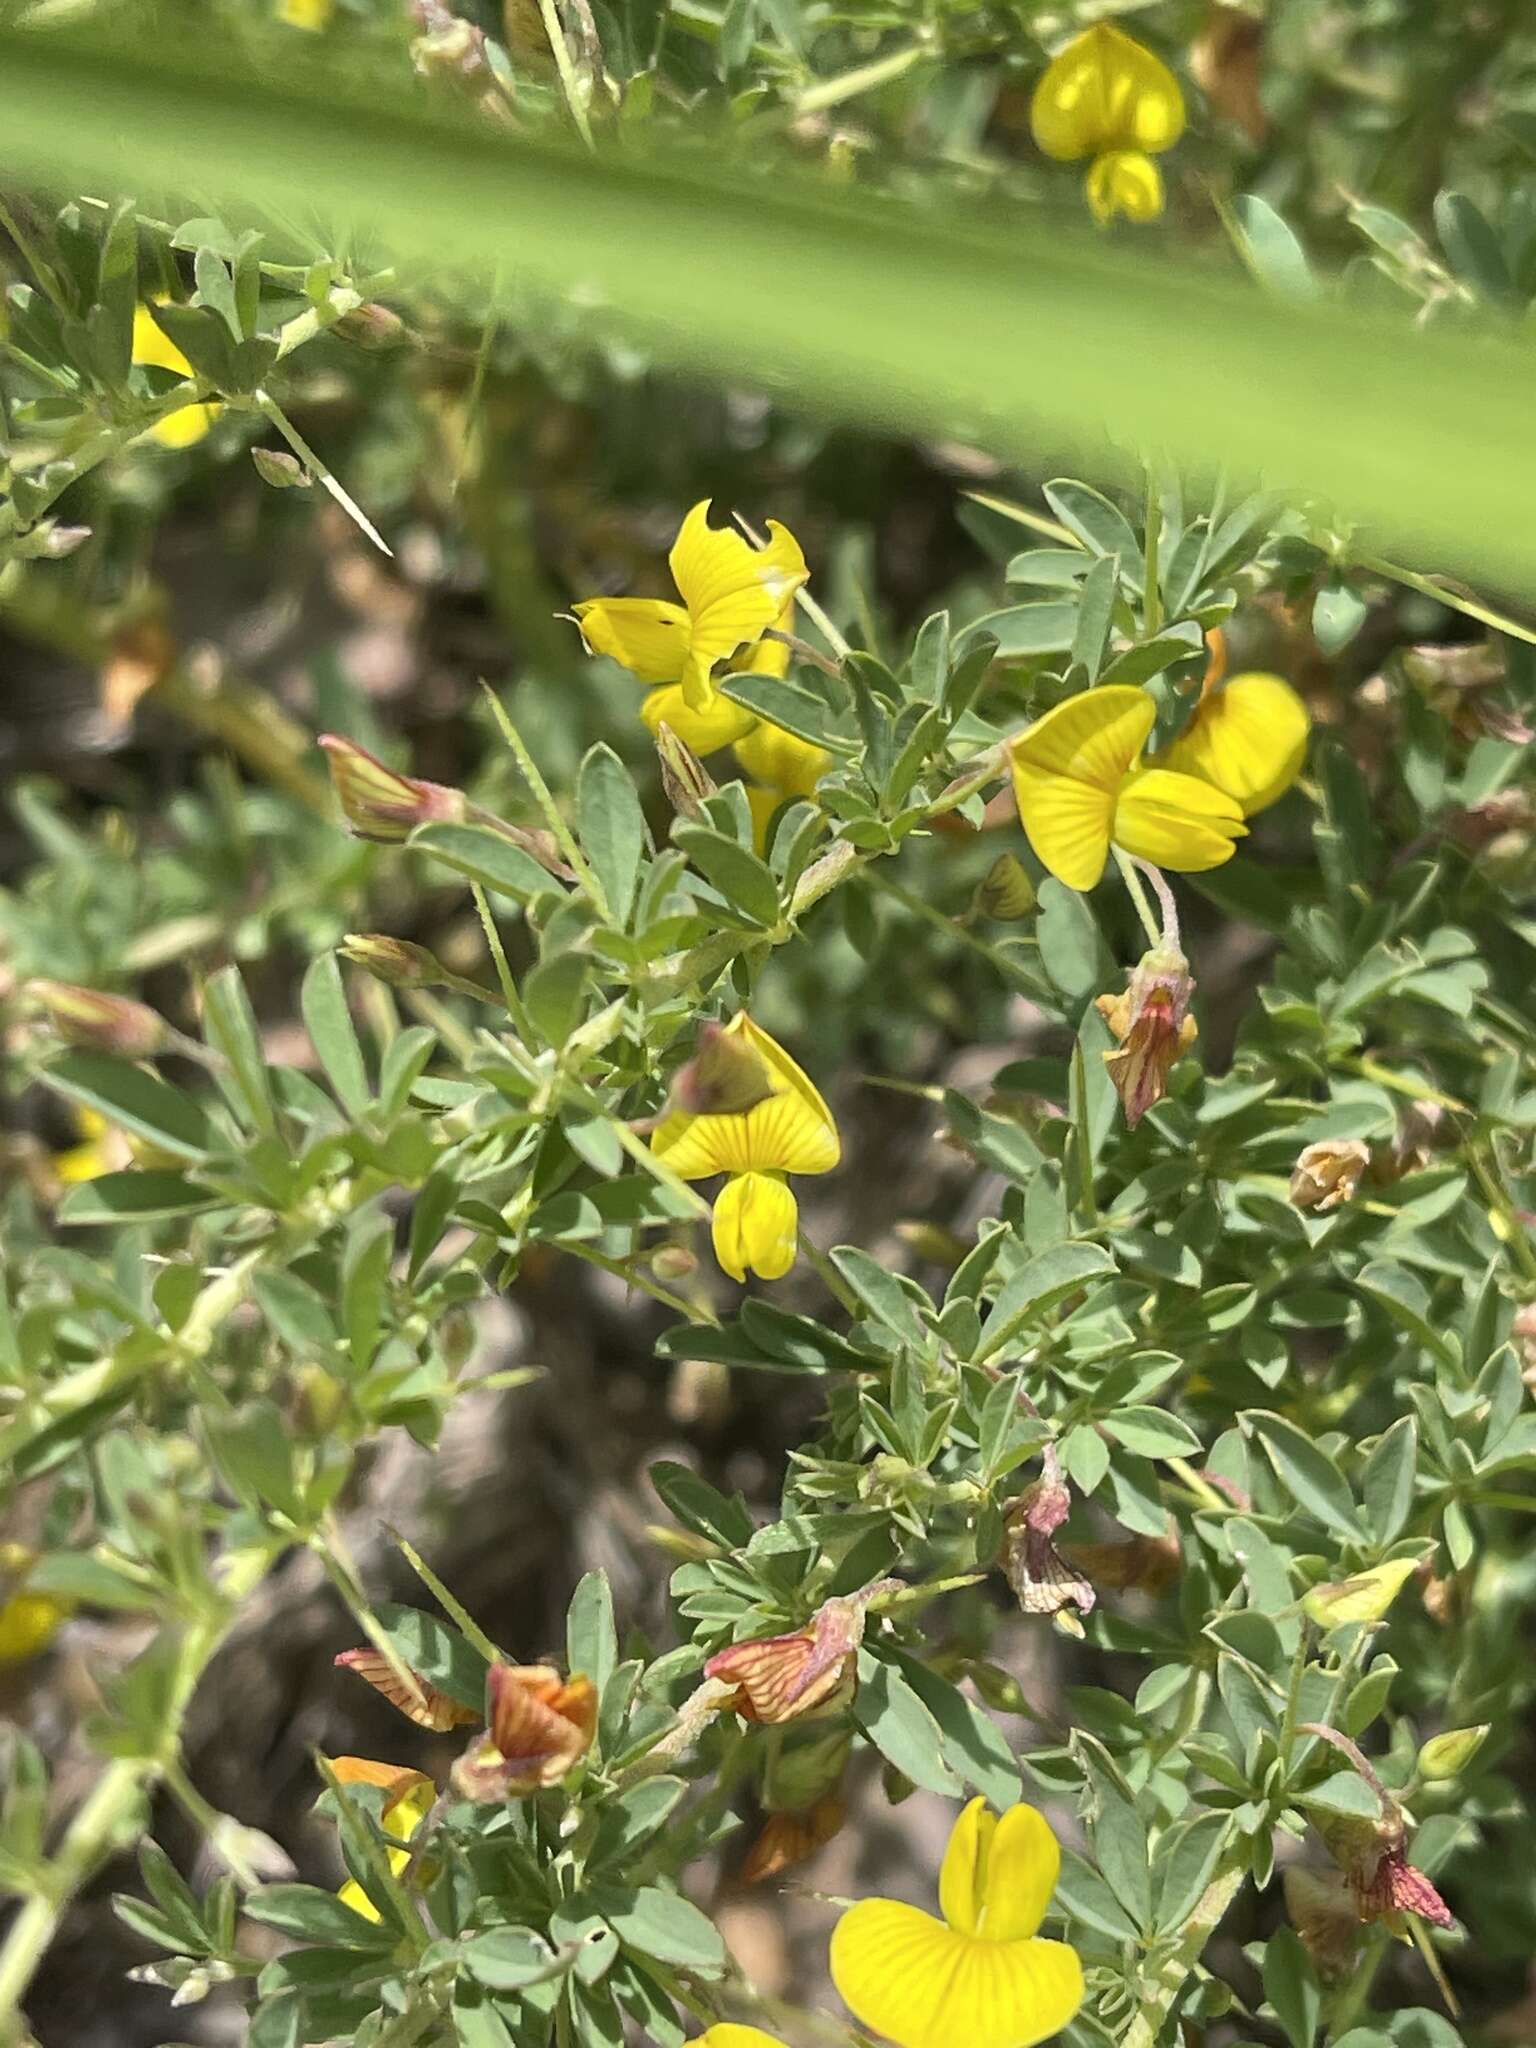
xmin=1094 ymin=943 xmax=1198 ymax=1128
xmin=1290 ymin=1138 xmax=1370 ymax=1214
xmin=451 ymin=1662 xmax=596 ymax=1799
xmin=334 ymin=1646 xmax=481 ymax=1732
xmin=706 ymin=1584 xmax=892 ymax=1723
xmin=1002 ymin=1445 xmax=1096 ymax=1631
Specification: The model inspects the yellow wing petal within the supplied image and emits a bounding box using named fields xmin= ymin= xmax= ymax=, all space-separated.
xmin=940 ymin=1797 xmax=995 ymax=1936
xmin=132 ymin=304 xmax=193 ymax=377
xmin=733 ymin=723 xmax=831 ymax=797
xmin=733 ymin=1014 xmax=841 ymax=1174
xmin=572 ymin=598 xmax=691 ymax=685
xmin=1010 ymin=759 xmax=1115 ymax=891
xmin=1011 ymin=687 xmax=1157 ymax=791
xmin=832 ymin=1903 xmax=1085 ymax=2048
xmin=1113 ymin=767 xmax=1246 ymax=872
xmin=712 ymin=1170 xmax=798 ymax=1282
xmin=978 ymin=1804 xmax=1062 ymax=1942
xmin=1152 ymin=672 xmax=1310 ymax=815
xmin=1086 ymin=150 xmax=1165 ymax=226
xmin=640 ymin=682 xmax=757 ymax=753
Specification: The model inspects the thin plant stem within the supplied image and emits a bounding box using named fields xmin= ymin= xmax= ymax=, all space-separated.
xmin=1133 ymin=857 xmax=1180 ymax=947
xmin=533 ymin=0 xmax=595 ymax=148
xmin=1114 ymin=847 xmax=1162 ymax=947
xmin=480 ymin=685 xmax=609 ymax=915
xmin=471 ymin=882 xmax=535 ymax=1040
xmin=1143 ymin=464 xmax=1163 ymax=637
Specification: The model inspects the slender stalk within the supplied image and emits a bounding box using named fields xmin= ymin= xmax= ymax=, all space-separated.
xmin=1114 ymin=848 xmax=1162 ymax=948
xmin=1142 ymin=465 xmax=1163 ymax=637
xmin=532 ymin=0 xmax=594 ymax=148
xmin=470 ymin=883 xmax=535 ymax=1040
xmin=794 ymin=42 xmax=928 ymax=115
xmin=480 ymin=686 xmax=609 ymax=916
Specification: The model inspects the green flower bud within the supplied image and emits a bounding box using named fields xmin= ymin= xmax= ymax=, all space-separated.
xmin=1417 ymin=1724 xmax=1489 ymax=1781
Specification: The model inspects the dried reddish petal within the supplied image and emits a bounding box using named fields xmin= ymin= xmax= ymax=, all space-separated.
xmin=707 ymin=1630 xmax=845 ymax=1722
xmin=482 ymin=1663 xmax=596 ymax=1789
xmin=334 ymin=1648 xmax=480 ymax=1731
xmin=1355 ymin=1848 xmax=1454 ymax=1929
xmin=330 ymin=1755 xmax=435 ymax=1815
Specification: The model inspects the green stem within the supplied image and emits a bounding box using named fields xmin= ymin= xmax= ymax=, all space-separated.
xmin=1121 ymin=1855 xmax=1246 ymax=2048
xmin=1114 ymin=848 xmax=1162 ymax=948
xmin=794 ymin=41 xmax=929 ymax=115
xmin=1142 ymin=465 xmax=1163 ymax=637
xmin=470 ymin=883 xmax=536 ymax=1040
xmin=532 ymin=0 xmax=594 ymax=148
xmin=480 ymin=686 xmax=609 ymax=915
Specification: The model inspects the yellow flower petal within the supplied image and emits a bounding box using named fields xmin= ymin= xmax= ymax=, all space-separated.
xmin=1031 ymin=24 xmax=1186 ymax=163
xmin=734 ymin=595 xmax=795 ymax=678
xmin=1152 ymin=672 xmax=1310 ymax=816
xmin=640 ymin=682 xmax=757 ymax=753
xmin=698 ymin=2031 xmax=791 ymax=2048
xmin=149 ymin=403 xmax=219 ymax=449
xmin=745 ymin=784 xmax=786 ymax=856
xmin=976 ymin=1804 xmax=1062 ymax=1942
xmin=831 ymin=1901 xmax=1084 ymax=2048
xmin=1010 ymin=766 xmax=1116 ymax=891
xmin=712 ymin=1170 xmax=799 ymax=1282
xmin=1113 ymin=767 xmax=1246 ymax=872
xmin=573 ymin=597 xmax=691 ymax=685
xmin=279 ymin=0 xmax=333 ymax=24
xmin=1085 ymin=150 xmax=1165 ymax=226
xmin=333 ymin=1769 xmax=435 ymax=1922
xmin=940 ymin=1796 xmax=996 ymax=1935
xmin=669 ymin=502 xmax=808 ymax=709
xmin=1011 ymin=686 xmax=1157 ymax=791
xmin=0 ymin=1592 xmax=71 ymax=1665
xmin=651 ymin=1014 xmax=840 ymax=1180
xmin=734 ymin=723 xmax=831 ymax=799
xmin=132 ymin=304 xmax=193 ymax=379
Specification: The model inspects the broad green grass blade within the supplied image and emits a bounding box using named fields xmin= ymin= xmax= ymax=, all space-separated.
xmin=1 ymin=28 xmax=1534 ymax=592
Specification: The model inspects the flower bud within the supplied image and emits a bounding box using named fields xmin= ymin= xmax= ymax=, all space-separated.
xmin=654 ymin=721 xmax=717 ymax=822
xmin=15 ymin=520 xmax=92 ymax=559
xmin=1094 ymin=945 xmax=1197 ymax=1129
xmin=1416 ymin=1724 xmax=1489 ymax=1782
xmin=1302 ymin=1556 xmax=1418 ymax=1630
xmin=670 ymin=1018 xmax=776 ymax=1118
xmin=1289 ymin=1138 xmax=1370 ymax=1214
xmin=334 ymin=302 xmax=409 ymax=351
xmin=27 ymin=980 xmax=170 ymax=1058
xmin=339 ymin=933 xmax=450 ymax=990
xmin=971 ymin=852 xmax=1036 ymax=922
xmin=650 ymin=1244 xmax=699 ymax=1282
xmin=318 ymin=734 xmax=469 ymax=842
xmin=251 ymin=447 xmax=311 ymax=489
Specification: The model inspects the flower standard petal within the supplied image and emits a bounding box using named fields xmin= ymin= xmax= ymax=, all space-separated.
xmin=939 ymin=1796 xmax=996 ymax=1935
xmin=976 ymin=1803 xmax=1062 ymax=1941
xmin=1113 ymin=768 xmax=1247 ymax=871
xmin=1010 ymin=686 xmax=1158 ymax=890
xmin=832 ymin=1903 xmax=1082 ymax=2048
xmin=670 ymin=501 xmax=809 ymax=709
xmin=712 ymin=1171 xmax=798 ymax=1281
xmin=572 ymin=597 xmax=691 ymax=684
xmin=1031 ymin=23 xmax=1185 ymax=162
xmin=1152 ymin=672 xmax=1310 ymax=815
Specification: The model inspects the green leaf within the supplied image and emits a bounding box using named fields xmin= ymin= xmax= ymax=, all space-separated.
xmin=1361 ymin=1415 xmax=1418 ymax=1545
xmin=1243 ymin=1410 xmax=1362 ymax=1540
xmin=1300 ymin=1771 xmax=1382 ymax=1821
xmin=977 ymin=1242 xmax=1116 ymax=1360
xmin=244 ymin=1884 xmax=395 ymax=1949
xmin=1100 ymin=1407 xmax=1203 ymax=1460
xmin=1263 ymin=1923 xmax=1322 ymax=2048
xmin=672 ymin=825 xmax=781 ymax=927
xmin=1232 ymin=195 xmax=1319 ymax=302
xmin=885 ymin=1648 xmax=1020 ymax=1808
xmin=597 ymin=1885 xmax=726 ymax=1973
xmin=1355 ymin=1262 xmax=1458 ymax=1365
xmin=579 ymin=743 xmax=646 ymax=928
xmin=1154 ymin=1810 xmax=1232 ymax=1932
xmin=201 ymin=964 xmax=277 ymax=1135
xmin=589 ymin=1777 xmax=688 ymax=1867
xmin=462 ymin=1929 xmax=559 ymax=1989
xmin=854 ymin=1648 xmax=964 ymax=1795
xmin=719 ymin=671 xmax=845 ymax=749
xmin=204 ymin=1403 xmax=303 ymax=1520
xmin=1072 ymin=1732 xmax=1152 ymax=1932
xmin=374 ymin=1602 xmax=489 ymax=1711
xmin=409 ymin=820 xmax=561 ymax=902
xmin=648 ymin=1461 xmax=755 ymax=1548
xmin=56 ymin=1171 xmax=219 ymax=1225
xmin=1043 ymin=479 xmax=1141 ymax=570
xmin=567 ymin=1569 xmax=618 ymax=1697
xmin=42 ymin=1050 xmax=217 ymax=1161
xmin=1071 ymin=555 xmax=1118 ymax=681
xmin=829 ymin=1246 xmax=928 ymax=1347
xmin=524 ymin=952 xmax=592 ymax=1047
xmin=1036 ymin=879 xmax=1111 ymax=998
xmin=302 ymin=953 xmax=370 ymax=1119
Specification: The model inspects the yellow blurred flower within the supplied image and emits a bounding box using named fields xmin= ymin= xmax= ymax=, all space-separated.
xmin=329 ymin=1758 xmax=436 ymax=1923
xmin=651 ymin=1013 xmax=839 ymax=1281
xmin=279 ymin=0 xmax=334 ymax=25
xmin=51 ymin=1107 xmax=130 ymax=1186
xmin=572 ymin=501 xmax=808 ymax=715
xmin=132 ymin=305 xmax=221 ymax=449
xmin=1150 ymin=672 xmax=1310 ymax=816
xmin=1009 ymin=685 xmax=1246 ymax=891
xmin=831 ymin=1797 xmax=1084 ymax=2048
xmin=0 ymin=1548 xmax=73 ymax=1667
xmin=1031 ymin=23 xmax=1186 ymax=224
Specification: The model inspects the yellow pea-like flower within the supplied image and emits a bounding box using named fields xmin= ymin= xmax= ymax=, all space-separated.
xmin=736 ymin=717 xmax=833 ymax=850
xmin=51 ymin=1106 xmax=129 ymax=1186
xmin=572 ymin=501 xmax=808 ymax=714
xmin=1150 ymin=672 xmax=1310 ymax=817
xmin=650 ymin=1013 xmax=839 ymax=1282
xmin=0 ymin=1592 xmax=72 ymax=1666
xmin=697 ymin=2031 xmax=790 ymax=2048
xmin=1031 ymin=23 xmax=1186 ymax=225
xmin=330 ymin=1758 xmax=437 ymax=1923
xmin=831 ymin=1798 xmax=1084 ymax=2048
xmin=1009 ymin=685 xmax=1246 ymax=891
xmin=278 ymin=0 xmax=334 ymax=25
xmin=132 ymin=305 xmax=221 ymax=449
